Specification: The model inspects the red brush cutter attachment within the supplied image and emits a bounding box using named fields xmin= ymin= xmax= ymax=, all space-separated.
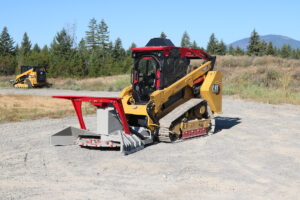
xmin=50 ymin=96 xmax=152 ymax=155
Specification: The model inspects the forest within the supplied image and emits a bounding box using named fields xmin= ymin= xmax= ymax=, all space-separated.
xmin=0 ymin=18 xmax=300 ymax=77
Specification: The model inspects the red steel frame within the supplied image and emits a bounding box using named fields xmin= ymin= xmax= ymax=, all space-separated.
xmin=52 ymin=96 xmax=130 ymax=135
xmin=132 ymin=46 xmax=212 ymax=60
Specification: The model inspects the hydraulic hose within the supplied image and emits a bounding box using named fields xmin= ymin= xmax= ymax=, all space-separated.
xmin=146 ymin=101 xmax=159 ymax=141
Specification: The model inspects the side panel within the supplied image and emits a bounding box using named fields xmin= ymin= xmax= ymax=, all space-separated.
xmin=120 ymin=86 xmax=155 ymax=131
xmin=150 ymin=61 xmax=212 ymax=113
xmin=200 ymin=71 xmax=222 ymax=114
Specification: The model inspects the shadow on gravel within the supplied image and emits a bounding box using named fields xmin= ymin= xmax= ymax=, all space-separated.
xmin=215 ymin=116 xmax=241 ymax=132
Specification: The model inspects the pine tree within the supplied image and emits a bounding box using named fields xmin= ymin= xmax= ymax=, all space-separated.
xmin=87 ymin=51 xmax=101 ymax=77
xmin=276 ymin=46 xmax=281 ymax=56
xmin=51 ymin=29 xmax=73 ymax=55
xmin=287 ymin=45 xmax=292 ymax=57
xmin=85 ymin=18 xmax=97 ymax=50
xmin=20 ymin=32 xmax=32 ymax=57
xmin=68 ymin=52 xmax=85 ymax=77
xmin=113 ymin=37 xmax=125 ymax=60
xmin=297 ymin=49 xmax=300 ymax=59
xmin=292 ymin=49 xmax=298 ymax=59
xmin=107 ymin=41 xmax=113 ymax=55
xmin=181 ymin=31 xmax=191 ymax=48
xmin=280 ymin=44 xmax=291 ymax=58
xmin=130 ymin=42 xmax=136 ymax=49
xmin=15 ymin=44 xmax=19 ymax=56
xmin=78 ymin=39 xmax=87 ymax=56
xmin=216 ymin=40 xmax=226 ymax=55
xmin=40 ymin=45 xmax=50 ymax=68
xmin=160 ymin=32 xmax=167 ymax=39
xmin=0 ymin=54 xmax=17 ymax=75
xmin=97 ymin=19 xmax=109 ymax=51
xmin=0 ymin=26 xmax=15 ymax=56
xmin=32 ymin=43 xmax=41 ymax=53
xmin=41 ymin=45 xmax=49 ymax=53
xmin=24 ymin=44 xmax=49 ymax=68
xmin=78 ymin=39 xmax=88 ymax=75
xmin=235 ymin=46 xmax=244 ymax=55
xmin=247 ymin=29 xmax=260 ymax=56
xmin=259 ymin=40 xmax=267 ymax=56
xmin=266 ymin=41 xmax=275 ymax=55
xmin=191 ymin=40 xmax=199 ymax=49
xmin=228 ymin=44 xmax=235 ymax=55
xmin=207 ymin=33 xmax=218 ymax=54
xmin=49 ymin=28 xmax=73 ymax=77
xmin=126 ymin=42 xmax=136 ymax=56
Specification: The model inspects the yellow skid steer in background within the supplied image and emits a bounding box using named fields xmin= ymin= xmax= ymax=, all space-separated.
xmin=12 ymin=65 xmax=46 ymax=88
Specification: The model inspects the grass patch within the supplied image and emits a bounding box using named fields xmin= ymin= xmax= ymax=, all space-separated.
xmin=192 ymin=55 xmax=300 ymax=105
xmin=223 ymin=83 xmax=300 ymax=104
xmin=0 ymin=75 xmax=14 ymax=88
xmin=49 ymin=74 xmax=130 ymax=91
xmin=0 ymin=94 xmax=96 ymax=123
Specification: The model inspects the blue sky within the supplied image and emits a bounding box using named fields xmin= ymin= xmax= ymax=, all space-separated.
xmin=0 ymin=0 xmax=299 ymax=49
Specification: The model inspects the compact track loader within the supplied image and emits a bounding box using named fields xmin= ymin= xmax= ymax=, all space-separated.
xmin=12 ymin=65 xmax=46 ymax=88
xmin=51 ymin=38 xmax=222 ymax=154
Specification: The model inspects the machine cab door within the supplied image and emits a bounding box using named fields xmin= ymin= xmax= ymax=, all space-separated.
xmin=132 ymin=55 xmax=159 ymax=104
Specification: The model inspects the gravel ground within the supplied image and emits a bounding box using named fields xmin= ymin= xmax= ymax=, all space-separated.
xmin=0 ymin=89 xmax=299 ymax=200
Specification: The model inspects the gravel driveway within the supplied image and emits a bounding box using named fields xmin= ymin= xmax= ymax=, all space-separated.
xmin=0 ymin=89 xmax=299 ymax=200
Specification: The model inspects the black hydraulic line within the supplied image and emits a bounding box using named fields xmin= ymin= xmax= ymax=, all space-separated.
xmin=146 ymin=101 xmax=159 ymax=141
xmin=13 ymin=75 xmax=27 ymax=85
xmin=129 ymin=127 xmax=146 ymax=140
xmin=209 ymin=56 xmax=216 ymax=70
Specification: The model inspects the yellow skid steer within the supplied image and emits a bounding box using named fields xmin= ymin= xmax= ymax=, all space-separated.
xmin=50 ymin=38 xmax=222 ymax=155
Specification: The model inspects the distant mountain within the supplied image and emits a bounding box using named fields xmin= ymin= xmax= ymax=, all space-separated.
xmin=230 ymin=35 xmax=300 ymax=50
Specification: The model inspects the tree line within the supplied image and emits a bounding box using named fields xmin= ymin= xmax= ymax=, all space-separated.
xmin=180 ymin=29 xmax=300 ymax=59
xmin=0 ymin=19 xmax=135 ymax=77
xmin=1 ymin=22 xmax=300 ymax=77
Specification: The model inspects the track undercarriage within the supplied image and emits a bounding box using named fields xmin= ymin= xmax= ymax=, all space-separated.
xmin=158 ymin=98 xmax=215 ymax=142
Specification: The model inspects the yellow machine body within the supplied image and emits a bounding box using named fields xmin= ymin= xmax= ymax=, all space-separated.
xmin=200 ymin=71 xmax=222 ymax=114
xmin=120 ymin=60 xmax=222 ymax=132
xmin=13 ymin=66 xmax=46 ymax=88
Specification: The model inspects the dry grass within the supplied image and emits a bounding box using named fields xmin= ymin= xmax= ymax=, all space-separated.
xmin=192 ymin=55 xmax=300 ymax=104
xmin=0 ymin=74 xmax=131 ymax=91
xmin=1 ymin=56 xmax=299 ymax=107
xmin=0 ymin=94 xmax=96 ymax=123
xmin=0 ymin=75 xmax=14 ymax=88
xmin=48 ymin=74 xmax=130 ymax=91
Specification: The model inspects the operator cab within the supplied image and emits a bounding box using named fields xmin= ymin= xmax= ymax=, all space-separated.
xmin=132 ymin=56 xmax=158 ymax=103
xmin=20 ymin=66 xmax=46 ymax=83
xmin=131 ymin=38 xmax=191 ymax=104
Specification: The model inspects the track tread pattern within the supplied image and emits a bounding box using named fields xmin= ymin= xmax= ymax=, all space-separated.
xmin=158 ymin=98 xmax=205 ymax=142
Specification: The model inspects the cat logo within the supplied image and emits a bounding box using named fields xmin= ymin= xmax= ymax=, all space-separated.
xmin=212 ymin=84 xmax=221 ymax=95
